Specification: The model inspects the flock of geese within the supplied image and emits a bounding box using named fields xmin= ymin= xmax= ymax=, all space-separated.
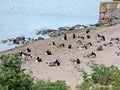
xmin=1 ymin=27 xmax=120 ymax=67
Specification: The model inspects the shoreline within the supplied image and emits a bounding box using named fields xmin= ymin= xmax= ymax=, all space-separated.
xmin=0 ymin=23 xmax=105 ymax=53
xmin=1 ymin=24 xmax=120 ymax=90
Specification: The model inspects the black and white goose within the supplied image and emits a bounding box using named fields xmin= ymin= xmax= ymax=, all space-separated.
xmin=110 ymin=38 xmax=120 ymax=44
xmin=96 ymin=34 xmax=105 ymax=43
xmin=45 ymin=50 xmax=52 ymax=55
xmin=115 ymin=52 xmax=120 ymax=56
xmin=70 ymin=58 xmax=81 ymax=64
xmin=84 ymin=52 xmax=96 ymax=58
xmin=56 ymin=43 xmax=65 ymax=48
xmin=103 ymin=42 xmax=113 ymax=47
xmin=47 ymin=59 xmax=60 ymax=66
xmin=86 ymin=29 xmax=90 ymax=33
xmin=97 ymin=45 xmax=103 ymax=51
xmin=78 ymin=45 xmax=87 ymax=49
xmin=68 ymin=44 xmax=72 ymax=49
xmin=84 ymin=42 xmax=92 ymax=47
xmin=86 ymin=34 xmax=91 ymax=39
xmin=36 ymin=56 xmax=42 ymax=62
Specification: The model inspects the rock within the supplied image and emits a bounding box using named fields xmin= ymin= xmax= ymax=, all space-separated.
xmin=99 ymin=2 xmax=120 ymax=25
xmin=99 ymin=13 xmax=105 ymax=20
xmin=58 ymin=27 xmax=70 ymax=31
xmin=112 ymin=9 xmax=120 ymax=19
xmin=106 ymin=4 xmax=112 ymax=10
xmin=90 ymin=23 xmax=101 ymax=27
xmin=104 ymin=14 xmax=112 ymax=21
xmin=38 ymin=37 xmax=44 ymax=40
xmin=69 ymin=26 xmax=75 ymax=30
xmin=48 ymin=31 xmax=59 ymax=37
xmin=101 ymin=5 xmax=107 ymax=13
xmin=98 ymin=20 xmax=107 ymax=25
xmin=99 ymin=13 xmax=112 ymax=23
xmin=110 ymin=19 xmax=120 ymax=25
xmin=111 ymin=4 xmax=117 ymax=9
xmin=13 ymin=39 xmax=20 ymax=44
xmin=106 ymin=4 xmax=116 ymax=10
xmin=117 ymin=3 xmax=120 ymax=9
xmin=1 ymin=40 xmax=7 ymax=43
xmin=12 ymin=36 xmax=26 ymax=44
xmin=16 ymin=36 xmax=25 ymax=41
xmin=58 ymin=24 xmax=81 ymax=31
xmin=31 ymin=38 xmax=35 ymax=41
xmin=36 ymin=31 xmax=41 ymax=35
xmin=41 ymin=29 xmax=57 ymax=35
xmin=72 ymin=24 xmax=81 ymax=30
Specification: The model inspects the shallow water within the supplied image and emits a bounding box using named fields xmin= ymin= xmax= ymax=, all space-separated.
xmin=0 ymin=0 xmax=112 ymax=51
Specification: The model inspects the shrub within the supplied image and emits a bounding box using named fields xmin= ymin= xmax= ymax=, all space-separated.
xmin=0 ymin=55 xmax=69 ymax=90
xmin=0 ymin=55 xmax=34 ymax=90
xmin=76 ymin=61 xmax=120 ymax=90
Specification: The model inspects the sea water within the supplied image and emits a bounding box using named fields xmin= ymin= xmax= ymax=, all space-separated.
xmin=0 ymin=0 xmax=112 ymax=51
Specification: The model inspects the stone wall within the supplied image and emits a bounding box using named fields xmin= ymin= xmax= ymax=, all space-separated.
xmin=99 ymin=1 xmax=120 ymax=25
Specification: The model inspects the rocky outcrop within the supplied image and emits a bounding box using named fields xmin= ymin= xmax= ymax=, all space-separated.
xmin=36 ymin=24 xmax=82 ymax=37
xmin=99 ymin=1 xmax=120 ymax=26
xmin=13 ymin=36 xmax=25 ymax=44
xmin=36 ymin=29 xmax=57 ymax=35
xmin=58 ymin=24 xmax=81 ymax=31
xmin=0 ymin=35 xmax=43 ymax=45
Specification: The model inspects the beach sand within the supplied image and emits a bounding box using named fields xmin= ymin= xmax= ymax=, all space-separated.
xmin=1 ymin=24 xmax=120 ymax=90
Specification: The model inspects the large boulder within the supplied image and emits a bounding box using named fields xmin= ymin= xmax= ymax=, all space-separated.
xmin=36 ymin=31 xmax=41 ymax=35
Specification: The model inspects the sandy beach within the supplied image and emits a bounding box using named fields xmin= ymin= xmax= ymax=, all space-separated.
xmin=1 ymin=24 xmax=120 ymax=90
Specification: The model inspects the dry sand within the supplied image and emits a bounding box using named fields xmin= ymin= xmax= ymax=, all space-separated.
xmin=1 ymin=24 xmax=120 ymax=90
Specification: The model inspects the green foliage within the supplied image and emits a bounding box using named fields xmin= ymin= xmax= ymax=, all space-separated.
xmin=90 ymin=62 xmax=120 ymax=85
xmin=76 ymin=61 xmax=120 ymax=90
xmin=0 ymin=55 xmax=34 ymax=90
xmin=113 ymin=0 xmax=120 ymax=1
xmin=31 ymin=80 xmax=68 ymax=90
xmin=0 ymin=55 xmax=69 ymax=90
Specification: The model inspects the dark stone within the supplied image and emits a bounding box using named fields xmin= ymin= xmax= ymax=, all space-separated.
xmin=36 ymin=31 xmax=41 ymax=35
xmin=38 ymin=37 xmax=44 ymax=40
